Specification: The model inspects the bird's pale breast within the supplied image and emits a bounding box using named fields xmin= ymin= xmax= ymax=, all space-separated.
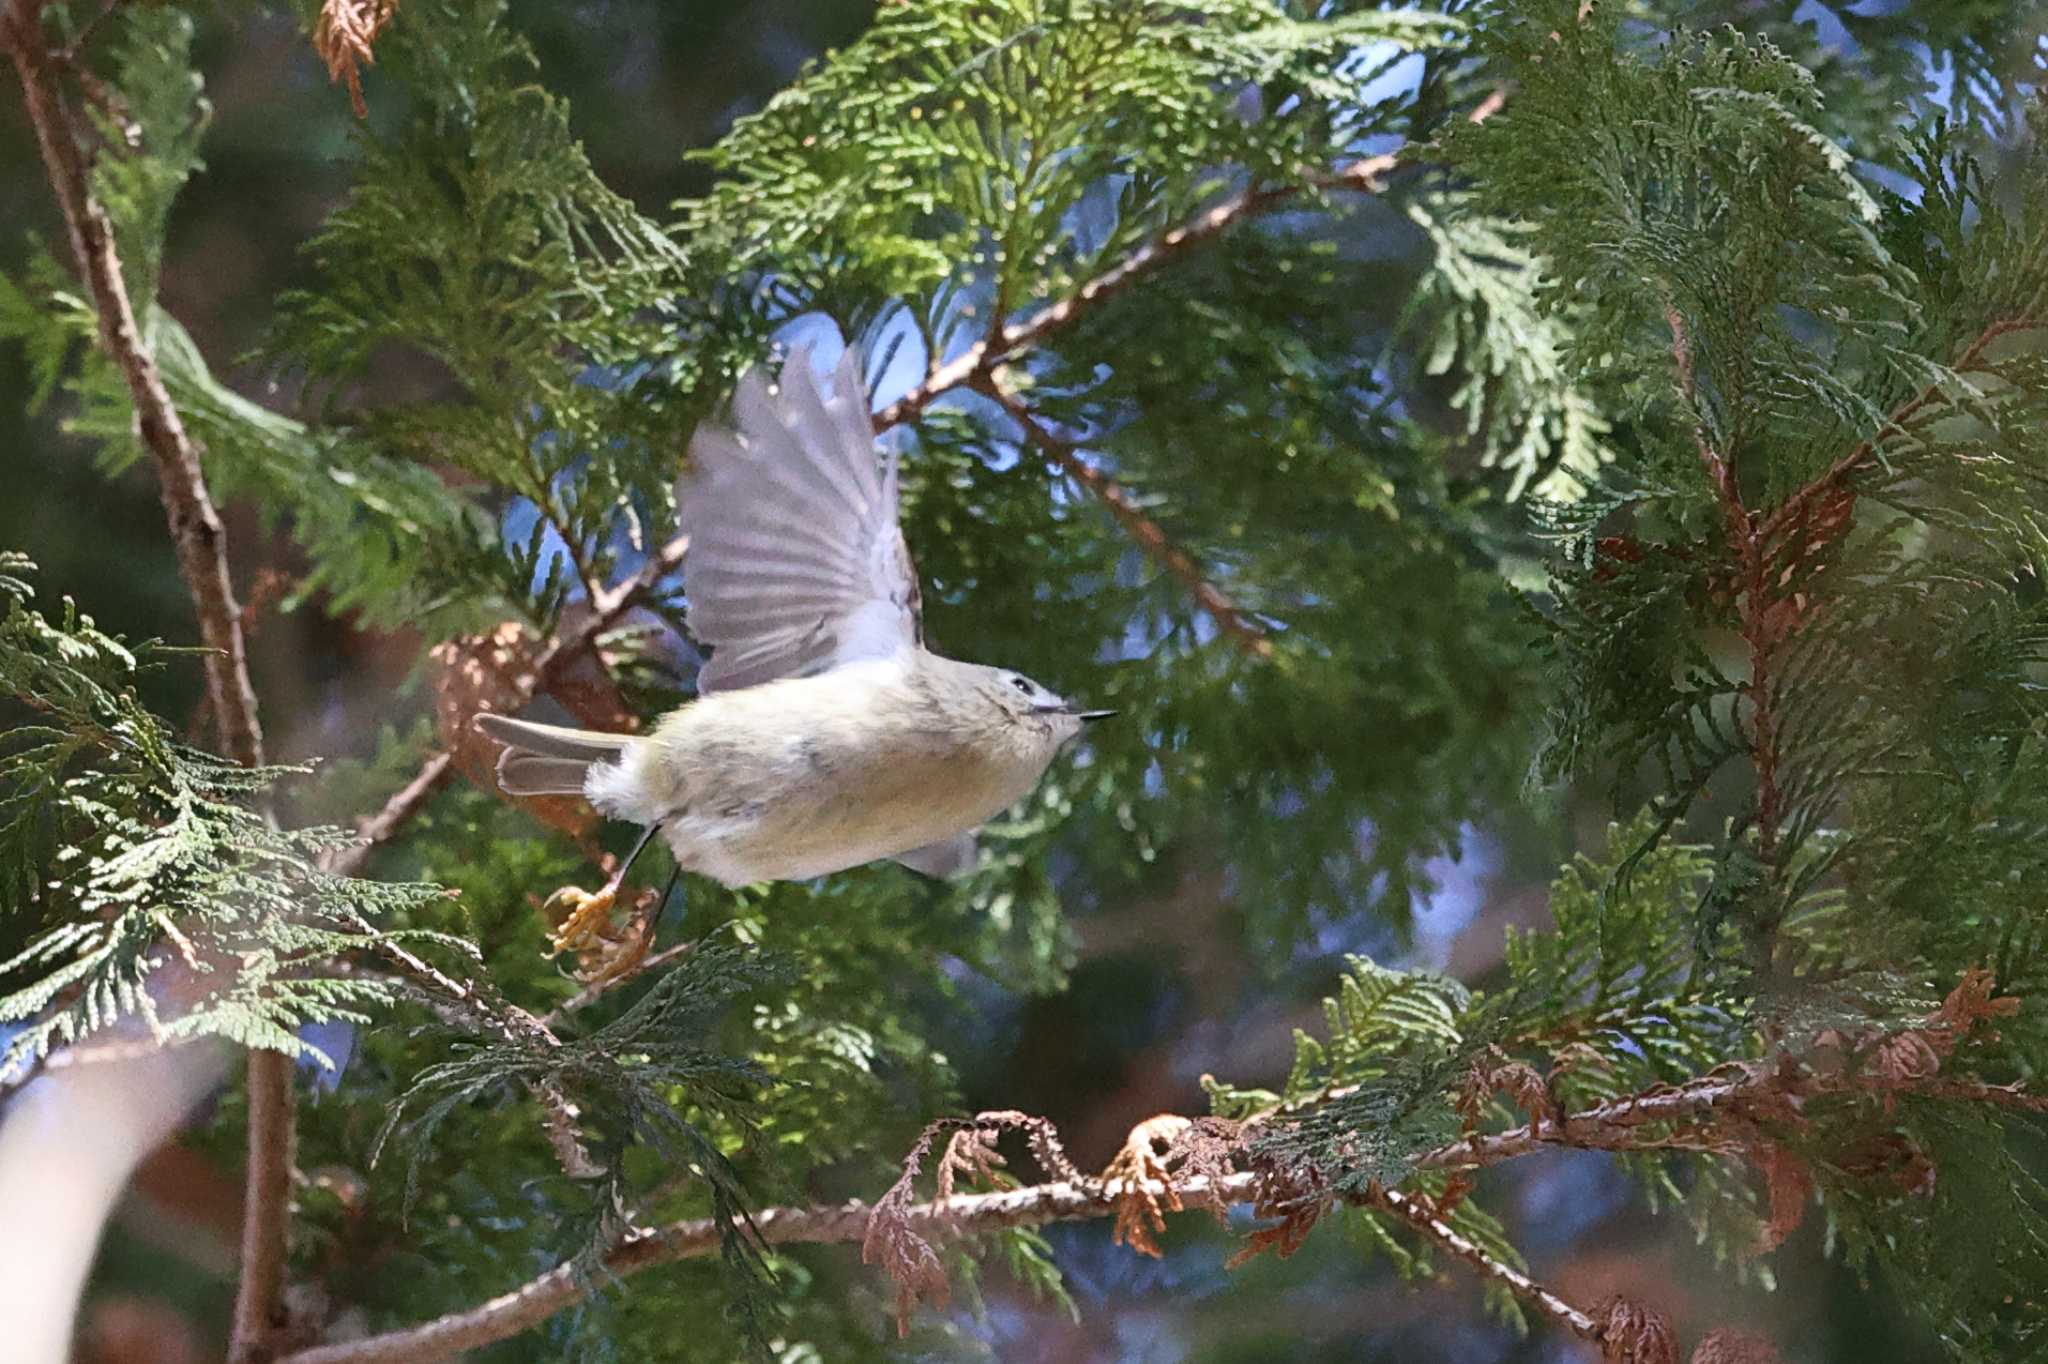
xmin=622 ymin=664 xmax=1039 ymax=886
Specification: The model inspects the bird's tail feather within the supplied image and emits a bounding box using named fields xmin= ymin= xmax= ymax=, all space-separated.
xmin=475 ymin=712 xmax=631 ymax=760
xmin=497 ymin=753 xmax=597 ymax=797
xmin=475 ymin=713 xmax=631 ymax=797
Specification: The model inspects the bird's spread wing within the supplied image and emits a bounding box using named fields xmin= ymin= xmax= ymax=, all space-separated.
xmin=679 ymin=345 xmax=920 ymax=693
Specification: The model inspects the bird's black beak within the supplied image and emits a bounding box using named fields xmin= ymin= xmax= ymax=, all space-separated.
xmin=1074 ymin=708 xmax=1116 ymax=723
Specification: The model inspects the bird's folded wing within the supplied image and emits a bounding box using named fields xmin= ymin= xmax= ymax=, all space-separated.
xmin=679 ymin=345 xmax=921 ymax=693
xmin=890 ymin=832 xmax=981 ymax=880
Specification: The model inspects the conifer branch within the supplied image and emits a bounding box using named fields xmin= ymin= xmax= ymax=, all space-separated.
xmin=1 ymin=11 xmax=297 ymax=1357
xmin=274 ymin=1053 xmax=2032 ymax=1364
xmin=1757 ymin=316 xmax=2045 ymax=547
xmin=1372 ymin=1187 xmax=1601 ymax=1341
xmin=873 ymin=152 xmax=1400 ymax=432
xmin=1662 ymin=301 xmax=1782 ymax=872
xmin=1 ymin=1 xmax=266 ymax=772
xmin=324 ymin=535 xmax=686 ymax=882
xmin=642 ymin=152 xmax=1404 ymax=584
xmin=979 ymin=376 xmax=1275 ymax=658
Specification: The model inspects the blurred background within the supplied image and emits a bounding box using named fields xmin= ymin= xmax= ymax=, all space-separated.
xmin=0 ymin=1 xmax=2010 ymax=1360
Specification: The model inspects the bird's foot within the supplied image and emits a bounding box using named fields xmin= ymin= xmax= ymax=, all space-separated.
xmin=544 ymin=883 xmax=664 ymax=986
xmin=543 ymin=884 xmax=619 ymax=959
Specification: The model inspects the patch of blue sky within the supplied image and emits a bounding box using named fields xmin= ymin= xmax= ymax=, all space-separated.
xmin=1513 ymin=1148 xmax=1635 ymax=1253
xmin=498 ymin=494 xmax=578 ymax=599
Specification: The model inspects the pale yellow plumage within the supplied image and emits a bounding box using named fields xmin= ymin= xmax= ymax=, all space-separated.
xmin=476 ymin=337 xmax=1109 ymax=926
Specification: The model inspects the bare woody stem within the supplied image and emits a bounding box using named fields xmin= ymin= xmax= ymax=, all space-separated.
xmin=0 ymin=8 xmax=293 ymax=1359
xmin=979 ymin=375 xmax=1275 ymax=659
xmin=322 ymin=534 xmax=686 ymax=883
xmin=1373 ymin=1188 xmax=1600 ymax=1340
xmin=1661 ymin=301 xmax=1779 ymax=867
xmin=273 ymin=1056 xmax=2029 ymax=1364
xmin=1 ymin=4 xmax=264 ymax=771
xmin=873 ymin=152 xmax=1400 ymax=431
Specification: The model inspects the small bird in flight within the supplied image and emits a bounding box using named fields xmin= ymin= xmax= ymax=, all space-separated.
xmin=478 ymin=343 xmax=1112 ymax=971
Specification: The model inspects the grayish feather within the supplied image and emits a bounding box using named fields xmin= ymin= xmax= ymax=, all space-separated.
xmin=476 ymin=713 xmax=631 ymax=797
xmin=678 ymin=345 xmax=921 ymax=693
xmin=889 ymin=832 xmax=983 ymax=880
xmin=498 ymin=754 xmax=598 ymax=797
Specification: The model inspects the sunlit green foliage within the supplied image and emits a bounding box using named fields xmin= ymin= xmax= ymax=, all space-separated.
xmin=0 ymin=555 xmax=456 ymax=1076
xmin=6 ymin=0 xmax=2048 ymax=1358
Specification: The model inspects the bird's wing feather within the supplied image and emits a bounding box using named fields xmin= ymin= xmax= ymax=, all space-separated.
xmin=679 ymin=345 xmax=920 ymax=693
xmin=890 ymin=831 xmax=981 ymax=880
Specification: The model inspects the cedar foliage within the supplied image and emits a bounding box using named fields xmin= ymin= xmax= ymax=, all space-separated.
xmin=5 ymin=0 xmax=2048 ymax=1359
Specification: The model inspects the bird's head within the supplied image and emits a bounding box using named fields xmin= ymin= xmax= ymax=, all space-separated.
xmin=929 ymin=657 xmax=1114 ymax=760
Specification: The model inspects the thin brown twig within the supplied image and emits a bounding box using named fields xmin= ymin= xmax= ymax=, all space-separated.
xmin=1 ymin=11 xmax=299 ymax=1358
xmin=978 ymin=375 xmax=1274 ymax=659
xmin=873 ymin=152 xmax=1401 ymax=433
xmin=2 ymin=8 xmax=266 ymax=771
xmin=1372 ymin=1187 xmax=1601 ymax=1340
xmin=1757 ymin=316 xmax=2043 ymax=546
xmin=1661 ymin=300 xmax=1781 ymax=869
xmin=273 ymin=1056 xmax=2027 ymax=1364
xmin=323 ymin=534 xmax=686 ymax=883
xmin=628 ymin=150 xmax=1406 ymax=582
xmin=543 ymin=939 xmax=696 ymax=1024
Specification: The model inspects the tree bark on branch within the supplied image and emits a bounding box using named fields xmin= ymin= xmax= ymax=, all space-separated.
xmin=0 ymin=8 xmax=293 ymax=1360
xmin=274 ymin=1051 xmax=2031 ymax=1364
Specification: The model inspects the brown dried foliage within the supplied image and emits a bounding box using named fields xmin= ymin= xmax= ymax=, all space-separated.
xmin=1751 ymin=1143 xmax=1813 ymax=1255
xmin=313 ymin=0 xmax=400 ymax=118
xmin=1689 ymin=1328 xmax=1785 ymax=1364
xmin=1834 ymin=1131 xmax=1937 ymax=1200
xmin=430 ymin=623 xmax=597 ymax=842
xmin=864 ymin=1111 xmax=1081 ymax=1336
xmin=1458 ymin=1046 xmax=1559 ymax=1133
xmin=1227 ymin=1165 xmax=1332 ymax=1268
xmin=1812 ymin=967 xmax=2020 ymax=1108
xmin=1102 ymin=1114 xmax=1242 ymax=1257
xmin=1598 ymin=1296 xmax=1680 ymax=1364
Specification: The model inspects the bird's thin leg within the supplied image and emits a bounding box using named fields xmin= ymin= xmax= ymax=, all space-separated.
xmin=603 ymin=861 xmax=682 ymax=981
xmin=545 ymin=822 xmax=665 ymax=958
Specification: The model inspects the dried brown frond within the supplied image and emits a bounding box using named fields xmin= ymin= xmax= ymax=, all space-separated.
xmin=1459 ymin=1046 xmax=1558 ymax=1132
xmin=1835 ymin=1131 xmax=1937 ymax=1200
xmin=1862 ymin=1030 xmax=1944 ymax=1095
xmin=984 ymin=1108 xmax=1083 ymax=1183
xmin=430 ymin=623 xmax=598 ymax=842
xmin=1435 ymin=1172 xmax=1476 ymax=1218
xmin=1597 ymin=1296 xmax=1679 ymax=1364
xmin=863 ymin=1122 xmax=953 ymax=1338
xmin=936 ymin=1126 xmax=1005 ymax=1199
xmin=1690 ymin=1328 xmax=1784 ymax=1364
xmin=860 ymin=1171 xmax=949 ymax=1340
xmin=1103 ymin=1114 xmax=1245 ymax=1256
xmin=1104 ymin=1114 xmax=1185 ymax=1256
xmin=1929 ymin=966 xmax=2020 ymax=1047
xmin=545 ymin=600 xmax=642 ymax=733
xmin=1227 ymin=1163 xmax=1330 ymax=1268
xmin=1750 ymin=1144 xmax=1813 ymax=1256
xmin=863 ymin=1111 xmax=1077 ymax=1334
xmin=314 ymin=0 xmax=401 ymax=118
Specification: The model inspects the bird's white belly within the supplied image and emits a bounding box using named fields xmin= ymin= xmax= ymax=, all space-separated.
xmin=660 ymin=810 xmax=951 ymax=887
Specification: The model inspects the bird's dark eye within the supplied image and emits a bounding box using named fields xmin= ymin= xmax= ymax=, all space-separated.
xmin=1009 ymin=676 xmax=1034 ymax=695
